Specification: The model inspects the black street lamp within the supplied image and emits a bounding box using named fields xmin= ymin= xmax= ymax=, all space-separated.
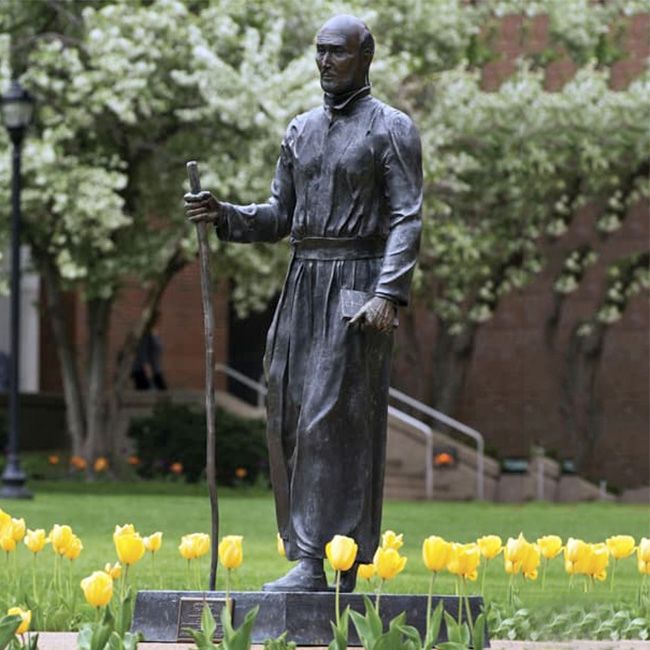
xmin=1 ymin=80 xmax=35 ymax=499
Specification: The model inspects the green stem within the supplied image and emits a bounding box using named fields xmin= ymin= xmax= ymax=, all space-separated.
xmin=463 ymin=578 xmax=473 ymax=630
xmin=507 ymin=574 xmax=514 ymax=609
xmin=541 ymin=557 xmax=548 ymax=591
xmin=335 ymin=570 xmax=341 ymax=627
xmin=457 ymin=578 xmax=463 ymax=626
xmin=480 ymin=558 xmax=488 ymax=596
xmin=425 ymin=572 xmax=436 ymax=638
xmin=32 ymin=554 xmax=37 ymax=602
xmin=186 ymin=559 xmax=191 ymax=591
xmin=609 ymin=558 xmax=617 ymax=592
xmin=226 ymin=569 xmax=231 ymax=611
xmin=375 ymin=580 xmax=383 ymax=615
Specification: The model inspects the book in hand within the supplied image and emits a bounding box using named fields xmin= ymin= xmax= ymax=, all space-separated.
xmin=340 ymin=289 xmax=399 ymax=328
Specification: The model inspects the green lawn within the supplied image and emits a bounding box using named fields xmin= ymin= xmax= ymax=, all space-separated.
xmin=0 ymin=480 xmax=648 ymax=628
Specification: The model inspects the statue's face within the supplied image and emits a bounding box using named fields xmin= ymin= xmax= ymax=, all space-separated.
xmin=315 ymin=22 xmax=367 ymax=95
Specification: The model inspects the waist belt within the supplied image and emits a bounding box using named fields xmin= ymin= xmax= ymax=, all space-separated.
xmin=292 ymin=237 xmax=386 ymax=261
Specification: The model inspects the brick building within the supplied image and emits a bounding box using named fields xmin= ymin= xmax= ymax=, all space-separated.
xmin=2 ymin=12 xmax=647 ymax=491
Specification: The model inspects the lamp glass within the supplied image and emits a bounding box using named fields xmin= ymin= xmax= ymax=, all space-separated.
xmin=2 ymin=98 xmax=34 ymax=130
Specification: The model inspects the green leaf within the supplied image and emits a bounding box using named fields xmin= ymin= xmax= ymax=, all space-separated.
xmin=443 ymin=612 xmax=461 ymax=645
xmin=396 ymin=625 xmax=422 ymax=650
xmin=0 ymin=616 xmax=21 ymax=650
xmin=328 ymin=608 xmax=349 ymax=650
xmin=436 ymin=643 xmax=469 ymax=650
xmin=107 ymin=631 xmax=124 ymax=650
xmin=472 ymin=614 xmax=486 ymax=650
xmin=425 ymin=602 xmax=444 ymax=649
xmin=77 ymin=624 xmax=93 ymax=650
xmin=116 ymin=587 xmax=134 ymax=637
xmin=122 ymin=633 xmax=142 ymax=650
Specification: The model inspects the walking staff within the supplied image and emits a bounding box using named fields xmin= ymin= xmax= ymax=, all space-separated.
xmin=186 ymin=160 xmax=219 ymax=590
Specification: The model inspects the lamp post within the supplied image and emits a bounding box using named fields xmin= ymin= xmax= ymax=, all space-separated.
xmin=1 ymin=80 xmax=34 ymax=499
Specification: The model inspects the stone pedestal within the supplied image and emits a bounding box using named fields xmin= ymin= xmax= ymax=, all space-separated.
xmin=132 ymin=590 xmax=488 ymax=647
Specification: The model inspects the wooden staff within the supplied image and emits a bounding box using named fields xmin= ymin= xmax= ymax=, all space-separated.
xmin=186 ymin=160 xmax=219 ymax=591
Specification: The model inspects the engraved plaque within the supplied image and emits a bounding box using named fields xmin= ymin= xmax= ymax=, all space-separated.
xmin=176 ymin=597 xmax=231 ymax=642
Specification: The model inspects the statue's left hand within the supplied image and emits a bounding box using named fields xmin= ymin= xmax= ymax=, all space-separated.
xmin=349 ymin=296 xmax=396 ymax=333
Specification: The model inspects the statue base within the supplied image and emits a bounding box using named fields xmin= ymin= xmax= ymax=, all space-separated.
xmin=132 ymin=590 xmax=488 ymax=646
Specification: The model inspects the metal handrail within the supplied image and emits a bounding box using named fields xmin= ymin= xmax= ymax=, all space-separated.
xmin=215 ymin=363 xmax=267 ymax=397
xmin=388 ymin=406 xmax=434 ymax=499
xmin=215 ymin=363 xmax=435 ymax=499
xmin=388 ymin=387 xmax=485 ymax=500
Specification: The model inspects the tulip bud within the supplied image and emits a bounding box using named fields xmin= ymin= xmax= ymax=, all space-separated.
xmin=50 ymin=524 xmax=73 ymax=556
xmin=24 ymin=529 xmax=47 ymax=554
xmin=381 ymin=530 xmax=404 ymax=551
xmin=104 ymin=562 xmax=122 ymax=579
xmin=373 ymin=546 xmax=407 ymax=580
xmin=637 ymin=538 xmax=650 ymax=575
xmin=357 ymin=563 xmax=376 ymax=581
xmin=11 ymin=519 xmax=25 ymax=543
xmin=422 ymin=536 xmax=451 ymax=572
xmin=144 ymin=532 xmax=163 ymax=554
xmin=179 ymin=532 xmax=211 ymax=560
xmin=6 ymin=607 xmax=31 ymax=635
xmin=326 ymin=535 xmax=358 ymax=572
xmin=114 ymin=525 xmax=145 ymax=565
xmin=219 ymin=535 xmax=244 ymax=570
xmin=276 ymin=533 xmax=286 ymax=558
xmin=80 ymin=571 xmax=113 ymax=607
xmin=64 ymin=534 xmax=83 ymax=561
xmin=537 ymin=535 xmax=563 ymax=560
xmin=0 ymin=534 xmax=16 ymax=553
xmin=606 ymin=535 xmax=635 ymax=560
xmin=447 ymin=543 xmax=480 ymax=581
xmin=477 ymin=535 xmax=502 ymax=560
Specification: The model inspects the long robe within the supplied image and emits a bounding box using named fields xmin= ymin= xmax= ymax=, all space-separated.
xmin=217 ymin=88 xmax=422 ymax=562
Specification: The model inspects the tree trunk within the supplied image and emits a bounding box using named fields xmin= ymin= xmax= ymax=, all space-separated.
xmin=40 ymin=255 xmax=86 ymax=456
xmin=561 ymin=323 xmax=605 ymax=472
xmin=431 ymin=321 xmax=477 ymax=416
xmin=105 ymin=247 xmax=187 ymax=463
xmin=84 ymin=297 xmax=111 ymax=464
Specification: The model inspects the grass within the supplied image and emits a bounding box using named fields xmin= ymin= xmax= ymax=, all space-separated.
xmin=0 ymin=480 xmax=648 ymax=628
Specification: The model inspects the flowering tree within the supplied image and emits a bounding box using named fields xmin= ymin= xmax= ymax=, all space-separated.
xmin=0 ymin=0 xmax=647 ymax=470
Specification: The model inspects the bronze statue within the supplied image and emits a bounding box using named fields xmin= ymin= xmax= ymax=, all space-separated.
xmin=185 ymin=14 xmax=422 ymax=593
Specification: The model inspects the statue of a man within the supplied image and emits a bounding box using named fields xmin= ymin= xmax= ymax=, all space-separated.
xmin=185 ymin=14 xmax=422 ymax=592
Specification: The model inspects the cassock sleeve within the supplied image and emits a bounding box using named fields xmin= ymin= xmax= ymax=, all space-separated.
xmin=216 ymin=120 xmax=297 ymax=243
xmin=374 ymin=110 xmax=423 ymax=306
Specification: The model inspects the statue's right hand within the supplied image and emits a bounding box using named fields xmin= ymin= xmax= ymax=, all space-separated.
xmin=184 ymin=190 xmax=223 ymax=224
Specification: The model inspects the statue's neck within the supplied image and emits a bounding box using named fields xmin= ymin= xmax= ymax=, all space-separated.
xmin=324 ymin=84 xmax=371 ymax=112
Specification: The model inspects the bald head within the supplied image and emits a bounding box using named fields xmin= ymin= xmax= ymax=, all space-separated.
xmin=315 ymin=14 xmax=374 ymax=95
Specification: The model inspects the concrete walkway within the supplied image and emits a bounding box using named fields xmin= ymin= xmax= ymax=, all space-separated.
xmin=34 ymin=632 xmax=650 ymax=650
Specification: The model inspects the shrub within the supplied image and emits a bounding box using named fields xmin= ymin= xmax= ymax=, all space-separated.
xmin=127 ymin=402 xmax=268 ymax=485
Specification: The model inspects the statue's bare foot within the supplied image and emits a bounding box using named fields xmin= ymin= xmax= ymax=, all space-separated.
xmin=262 ymin=559 xmax=327 ymax=592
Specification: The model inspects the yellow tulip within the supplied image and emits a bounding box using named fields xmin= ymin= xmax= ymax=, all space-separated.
xmin=504 ymin=533 xmax=529 ymax=574
xmin=381 ymin=530 xmax=404 ymax=551
xmin=113 ymin=523 xmax=135 ymax=542
xmin=584 ymin=543 xmax=609 ymax=581
xmin=50 ymin=524 xmax=73 ymax=556
xmin=219 ymin=535 xmax=244 ymax=570
xmin=0 ymin=510 xmax=11 ymax=537
xmin=521 ymin=543 xmax=541 ymax=580
xmin=373 ymin=546 xmax=407 ymax=580
xmin=179 ymin=533 xmax=210 ymax=560
xmin=114 ymin=530 xmax=145 ymax=566
xmin=6 ymin=607 xmax=31 ymax=635
xmin=422 ymin=536 xmax=452 ymax=572
xmin=637 ymin=538 xmax=650 ymax=575
xmin=144 ymin=532 xmax=163 ymax=554
xmin=357 ymin=563 xmax=376 ymax=581
xmin=537 ymin=535 xmax=563 ymax=560
xmin=447 ymin=543 xmax=481 ymax=581
xmin=64 ymin=534 xmax=83 ymax=561
xmin=276 ymin=533 xmax=286 ymax=558
xmin=477 ymin=535 xmax=502 ymax=560
xmin=24 ymin=529 xmax=47 ymax=554
xmin=80 ymin=571 xmax=113 ymax=607
xmin=564 ymin=537 xmax=588 ymax=575
xmin=104 ymin=562 xmax=122 ymax=579
xmin=606 ymin=535 xmax=635 ymax=560
xmin=11 ymin=519 xmax=25 ymax=543
xmin=0 ymin=534 xmax=16 ymax=553
xmin=326 ymin=535 xmax=358 ymax=572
